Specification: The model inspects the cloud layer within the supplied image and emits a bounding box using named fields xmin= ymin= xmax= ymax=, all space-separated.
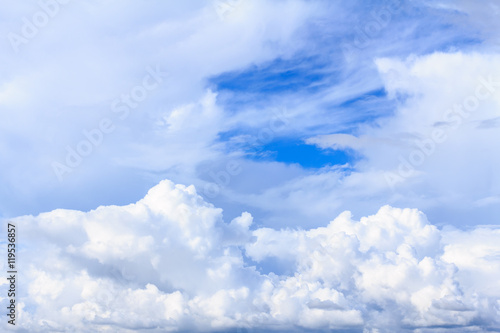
xmin=2 ymin=179 xmax=499 ymax=332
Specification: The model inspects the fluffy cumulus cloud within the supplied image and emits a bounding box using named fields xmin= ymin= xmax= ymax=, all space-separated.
xmin=2 ymin=180 xmax=499 ymax=332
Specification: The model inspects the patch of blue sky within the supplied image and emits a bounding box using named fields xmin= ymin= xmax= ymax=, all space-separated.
xmin=216 ymin=125 xmax=363 ymax=170
xmin=246 ymin=138 xmax=355 ymax=170
xmin=208 ymin=54 xmax=334 ymax=103
xmin=216 ymin=128 xmax=246 ymax=144
xmin=311 ymin=88 xmax=398 ymax=136
xmin=338 ymin=88 xmax=387 ymax=108
xmin=215 ymin=87 xmax=394 ymax=166
xmin=211 ymin=55 xmax=395 ymax=130
xmin=430 ymin=36 xmax=484 ymax=53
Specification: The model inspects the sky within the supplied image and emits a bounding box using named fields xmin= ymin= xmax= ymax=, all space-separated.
xmin=0 ymin=0 xmax=500 ymax=332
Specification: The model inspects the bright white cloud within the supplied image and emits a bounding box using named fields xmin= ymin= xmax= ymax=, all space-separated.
xmin=2 ymin=180 xmax=499 ymax=332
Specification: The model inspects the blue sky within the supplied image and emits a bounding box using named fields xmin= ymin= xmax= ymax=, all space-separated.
xmin=1 ymin=0 xmax=500 ymax=332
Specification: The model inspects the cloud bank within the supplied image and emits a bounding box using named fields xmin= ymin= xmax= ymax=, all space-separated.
xmin=2 ymin=180 xmax=499 ymax=332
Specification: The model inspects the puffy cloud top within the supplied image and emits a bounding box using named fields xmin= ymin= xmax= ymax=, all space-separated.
xmin=2 ymin=179 xmax=500 ymax=332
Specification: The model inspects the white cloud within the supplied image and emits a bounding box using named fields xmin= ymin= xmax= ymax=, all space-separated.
xmin=3 ymin=179 xmax=500 ymax=332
